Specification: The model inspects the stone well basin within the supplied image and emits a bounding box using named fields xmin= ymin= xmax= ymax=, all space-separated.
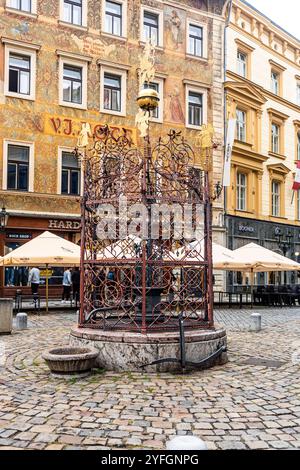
xmin=43 ymin=346 xmax=99 ymax=377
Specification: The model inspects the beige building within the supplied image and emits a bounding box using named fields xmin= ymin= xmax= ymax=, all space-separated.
xmin=225 ymin=0 xmax=300 ymax=288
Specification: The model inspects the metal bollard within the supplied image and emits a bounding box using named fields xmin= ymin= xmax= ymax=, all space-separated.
xmin=166 ymin=436 xmax=208 ymax=450
xmin=16 ymin=312 xmax=28 ymax=330
xmin=249 ymin=313 xmax=261 ymax=332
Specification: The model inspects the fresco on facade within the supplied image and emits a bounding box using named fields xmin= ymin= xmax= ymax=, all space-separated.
xmin=165 ymin=8 xmax=185 ymax=50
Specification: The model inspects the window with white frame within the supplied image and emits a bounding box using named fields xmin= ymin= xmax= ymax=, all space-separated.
xmin=272 ymin=180 xmax=280 ymax=217
xmin=7 ymin=0 xmax=32 ymax=12
xmin=237 ymin=50 xmax=247 ymax=77
xmin=61 ymin=151 xmax=81 ymax=196
xmin=271 ymin=70 xmax=280 ymax=95
xmin=58 ymin=54 xmax=88 ymax=109
xmin=105 ymin=1 xmax=122 ymax=36
xmin=7 ymin=144 xmax=29 ymax=191
xmin=143 ymin=80 xmax=163 ymax=121
xmin=3 ymin=41 xmax=38 ymax=100
xmin=3 ymin=140 xmax=34 ymax=192
xmin=100 ymin=66 xmax=127 ymax=116
xmin=236 ymin=172 xmax=247 ymax=211
xmin=297 ymin=132 xmax=300 ymax=160
xmin=188 ymin=91 xmax=203 ymax=127
xmin=188 ymin=24 xmax=203 ymax=57
xmin=271 ymin=123 xmax=280 ymax=153
xmin=63 ymin=65 xmax=82 ymax=104
xmin=104 ymin=73 xmax=121 ymax=112
xmin=297 ymin=83 xmax=300 ymax=106
xmin=236 ymin=108 xmax=246 ymax=142
xmin=143 ymin=11 xmax=159 ymax=46
xmin=61 ymin=0 xmax=86 ymax=26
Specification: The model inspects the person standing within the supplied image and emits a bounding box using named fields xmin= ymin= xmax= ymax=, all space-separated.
xmin=62 ymin=267 xmax=72 ymax=304
xmin=71 ymin=267 xmax=80 ymax=306
xmin=28 ymin=267 xmax=40 ymax=295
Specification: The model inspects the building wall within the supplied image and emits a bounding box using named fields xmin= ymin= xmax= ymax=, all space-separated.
xmin=227 ymin=0 xmax=300 ymax=227
xmin=0 ymin=0 xmax=228 ymax=291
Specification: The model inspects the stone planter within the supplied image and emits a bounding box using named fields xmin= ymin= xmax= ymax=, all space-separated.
xmin=0 ymin=298 xmax=13 ymax=334
xmin=42 ymin=346 xmax=99 ymax=378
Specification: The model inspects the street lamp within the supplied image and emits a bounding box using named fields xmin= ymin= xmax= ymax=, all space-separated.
xmin=275 ymin=228 xmax=293 ymax=257
xmin=0 ymin=207 xmax=9 ymax=232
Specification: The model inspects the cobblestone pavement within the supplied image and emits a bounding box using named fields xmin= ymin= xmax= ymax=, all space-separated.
xmin=0 ymin=308 xmax=300 ymax=450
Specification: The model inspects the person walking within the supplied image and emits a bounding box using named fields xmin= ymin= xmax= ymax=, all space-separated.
xmin=71 ymin=267 xmax=80 ymax=306
xmin=28 ymin=267 xmax=40 ymax=295
xmin=62 ymin=267 xmax=72 ymax=304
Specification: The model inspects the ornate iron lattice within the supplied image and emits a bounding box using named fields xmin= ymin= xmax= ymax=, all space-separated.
xmin=79 ymin=126 xmax=214 ymax=333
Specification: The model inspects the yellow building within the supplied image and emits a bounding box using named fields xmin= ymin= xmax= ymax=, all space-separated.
xmin=225 ymin=0 xmax=300 ymax=288
xmin=0 ymin=0 xmax=229 ymax=295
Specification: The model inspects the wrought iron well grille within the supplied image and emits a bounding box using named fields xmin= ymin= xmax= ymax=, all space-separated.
xmin=79 ymin=126 xmax=214 ymax=333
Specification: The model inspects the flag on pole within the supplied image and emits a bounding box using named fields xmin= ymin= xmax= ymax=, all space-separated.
xmin=292 ymin=161 xmax=300 ymax=190
xmin=223 ymin=118 xmax=236 ymax=187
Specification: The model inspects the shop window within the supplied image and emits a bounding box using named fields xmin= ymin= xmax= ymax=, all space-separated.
xmin=61 ymin=151 xmax=81 ymax=196
xmin=7 ymin=144 xmax=29 ymax=191
xmin=236 ymin=172 xmax=247 ymax=211
xmin=271 ymin=180 xmax=281 ymax=217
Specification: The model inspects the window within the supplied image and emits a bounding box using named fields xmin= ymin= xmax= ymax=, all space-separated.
xmin=7 ymin=144 xmax=29 ymax=191
xmin=271 ymin=123 xmax=280 ymax=154
xmin=236 ymin=109 xmax=246 ymax=142
xmin=63 ymin=65 xmax=82 ymax=104
xmin=237 ymin=50 xmax=247 ymax=77
xmin=8 ymin=53 xmax=30 ymax=95
xmin=297 ymin=132 xmax=300 ymax=160
xmin=61 ymin=152 xmax=81 ymax=195
xmin=236 ymin=172 xmax=247 ymax=211
xmin=104 ymin=73 xmax=121 ymax=112
xmin=272 ymin=180 xmax=280 ymax=217
xmin=297 ymin=84 xmax=300 ymax=106
xmin=63 ymin=0 xmax=82 ymax=25
xmin=271 ymin=70 xmax=279 ymax=95
xmin=7 ymin=0 xmax=31 ymax=12
xmin=188 ymin=24 xmax=203 ymax=57
xmin=105 ymin=1 xmax=122 ymax=36
xmin=143 ymin=11 xmax=159 ymax=46
xmin=188 ymin=91 xmax=203 ymax=127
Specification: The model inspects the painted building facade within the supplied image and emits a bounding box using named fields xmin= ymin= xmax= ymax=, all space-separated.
xmin=0 ymin=0 xmax=229 ymax=294
xmin=226 ymin=0 xmax=300 ymax=289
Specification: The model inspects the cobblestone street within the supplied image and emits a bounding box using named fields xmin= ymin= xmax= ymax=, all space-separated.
xmin=0 ymin=308 xmax=299 ymax=450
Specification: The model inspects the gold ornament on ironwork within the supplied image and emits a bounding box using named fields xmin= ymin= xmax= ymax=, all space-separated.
xmin=195 ymin=123 xmax=215 ymax=172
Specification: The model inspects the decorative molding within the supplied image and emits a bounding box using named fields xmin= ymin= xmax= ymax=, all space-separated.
xmin=96 ymin=59 xmax=131 ymax=71
xmin=56 ymin=50 xmax=92 ymax=63
xmin=1 ymin=36 xmax=40 ymax=51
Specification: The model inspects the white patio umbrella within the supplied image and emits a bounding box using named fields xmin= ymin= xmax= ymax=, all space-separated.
xmin=0 ymin=231 xmax=80 ymax=311
xmin=167 ymin=240 xmax=237 ymax=268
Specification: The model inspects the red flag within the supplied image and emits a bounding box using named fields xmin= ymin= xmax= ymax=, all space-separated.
xmin=293 ymin=161 xmax=300 ymax=190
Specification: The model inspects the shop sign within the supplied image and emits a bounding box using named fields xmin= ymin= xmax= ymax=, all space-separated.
xmin=6 ymin=233 xmax=32 ymax=240
xmin=238 ymin=224 xmax=255 ymax=234
xmin=48 ymin=220 xmax=81 ymax=231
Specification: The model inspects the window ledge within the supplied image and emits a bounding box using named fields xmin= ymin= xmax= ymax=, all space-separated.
xmin=269 ymin=215 xmax=288 ymax=221
xmin=59 ymin=102 xmax=87 ymax=111
xmin=234 ymin=210 xmax=255 ymax=216
xmin=58 ymin=20 xmax=88 ymax=32
xmin=268 ymin=151 xmax=286 ymax=160
xmin=5 ymin=7 xmax=37 ymax=19
xmin=100 ymin=109 xmax=126 ymax=118
xmin=101 ymin=32 xmax=127 ymax=42
xmin=186 ymin=124 xmax=203 ymax=131
xmin=185 ymin=53 xmax=208 ymax=63
xmin=234 ymin=140 xmax=253 ymax=149
xmin=5 ymin=92 xmax=35 ymax=102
